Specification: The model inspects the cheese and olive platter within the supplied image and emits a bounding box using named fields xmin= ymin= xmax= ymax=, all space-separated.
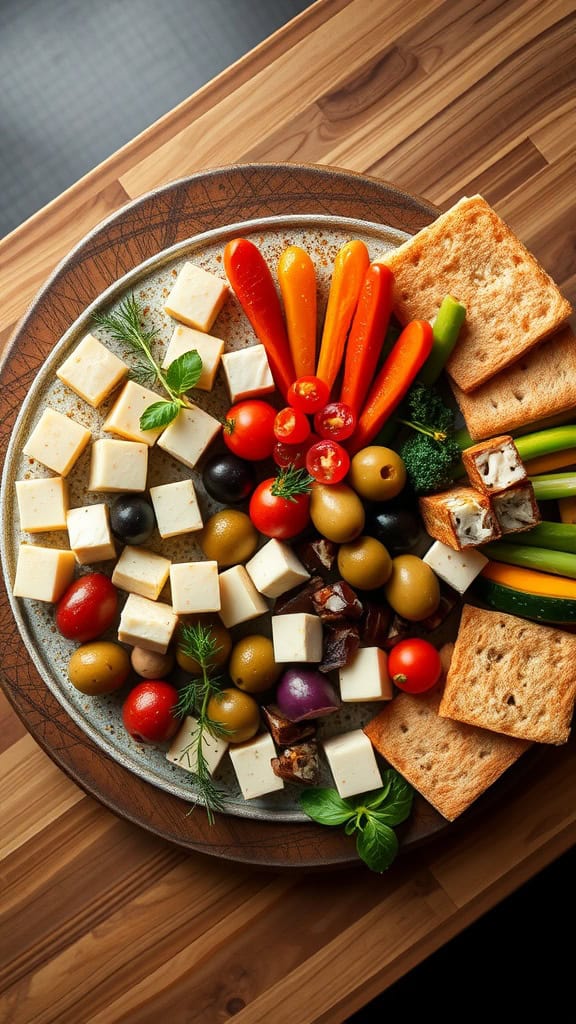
xmin=2 ymin=166 xmax=575 ymax=870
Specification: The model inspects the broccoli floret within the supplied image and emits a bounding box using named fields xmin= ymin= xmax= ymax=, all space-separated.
xmin=400 ymin=433 xmax=462 ymax=495
xmin=404 ymin=382 xmax=454 ymax=435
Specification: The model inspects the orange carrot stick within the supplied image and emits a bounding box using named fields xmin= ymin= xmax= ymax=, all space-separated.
xmin=315 ymin=240 xmax=370 ymax=391
xmin=348 ymin=320 xmax=434 ymax=454
xmin=277 ymin=246 xmax=317 ymax=379
xmin=340 ymin=263 xmax=394 ymax=419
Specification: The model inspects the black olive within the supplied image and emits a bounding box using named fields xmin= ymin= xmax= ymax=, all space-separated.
xmin=109 ymin=494 xmax=156 ymax=545
xmin=363 ymin=501 xmax=427 ymax=557
xmin=202 ymin=453 xmax=255 ymax=505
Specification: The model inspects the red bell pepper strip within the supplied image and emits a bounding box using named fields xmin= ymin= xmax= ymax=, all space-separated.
xmin=348 ymin=320 xmax=434 ymax=454
xmin=224 ymin=238 xmax=296 ymax=397
xmin=315 ymin=240 xmax=369 ymax=391
xmin=339 ymin=262 xmax=394 ymax=419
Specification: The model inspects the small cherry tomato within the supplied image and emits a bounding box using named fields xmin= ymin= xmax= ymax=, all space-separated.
xmin=272 ymin=433 xmax=319 ymax=469
xmin=306 ymin=439 xmax=350 ymax=484
xmin=273 ymin=406 xmax=311 ymax=444
xmin=287 ymin=375 xmax=330 ymax=414
xmin=122 ymin=680 xmax=180 ymax=743
xmin=249 ymin=469 xmax=312 ymax=539
xmin=223 ymin=400 xmax=277 ymax=461
xmin=314 ymin=402 xmax=356 ymax=441
xmin=55 ymin=573 xmax=118 ymax=642
xmin=387 ymin=639 xmax=442 ymax=694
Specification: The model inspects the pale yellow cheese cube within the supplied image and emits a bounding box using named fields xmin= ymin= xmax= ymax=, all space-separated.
xmin=218 ymin=565 xmax=268 ymax=628
xmin=16 ymin=477 xmax=68 ymax=533
xmin=164 ymin=262 xmax=229 ymax=332
xmin=245 ymin=539 xmax=310 ymax=598
xmin=13 ymin=544 xmax=76 ymax=602
xmin=149 ymin=479 xmax=203 ymax=539
xmin=161 ymin=324 xmax=225 ymax=391
xmin=167 ymin=716 xmax=228 ymax=775
xmin=88 ymin=439 xmax=148 ymax=492
xmin=156 ymin=405 xmax=221 ymax=469
xmin=118 ymin=593 xmax=177 ymax=654
xmin=56 ymin=333 xmax=128 ymax=407
xmin=221 ymin=345 xmax=275 ymax=403
xmin=67 ymin=504 xmax=116 ymax=564
xmin=323 ymin=730 xmax=382 ymax=799
xmin=23 ymin=408 xmax=91 ymax=476
xmin=229 ymin=733 xmax=284 ymax=800
xmin=102 ymin=380 xmax=166 ymax=446
xmin=339 ymin=647 xmax=393 ymax=702
xmin=112 ymin=546 xmax=171 ymax=601
xmin=170 ymin=560 xmax=221 ymax=615
xmin=271 ymin=612 xmax=323 ymax=663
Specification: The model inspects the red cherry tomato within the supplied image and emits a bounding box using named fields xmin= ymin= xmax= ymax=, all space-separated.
xmin=314 ymin=401 xmax=356 ymax=441
xmin=272 ymin=433 xmax=319 ymax=469
xmin=223 ymin=400 xmax=277 ymax=461
xmin=287 ymin=375 xmax=330 ymax=414
xmin=122 ymin=680 xmax=180 ymax=743
xmin=249 ymin=475 xmax=311 ymax=539
xmin=388 ymin=639 xmax=442 ymax=694
xmin=55 ymin=573 xmax=118 ymax=642
xmin=306 ymin=439 xmax=350 ymax=484
xmin=273 ymin=406 xmax=311 ymax=444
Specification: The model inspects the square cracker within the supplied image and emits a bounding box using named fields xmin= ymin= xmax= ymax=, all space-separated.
xmin=364 ymin=687 xmax=529 ymax=821
xmin=379 ymin=195 xmax=571 ymax=393
xmin=440 ymin=605 xmax=576 ymax=744
xmin=451 ymin=325 xmax=576 ymax=440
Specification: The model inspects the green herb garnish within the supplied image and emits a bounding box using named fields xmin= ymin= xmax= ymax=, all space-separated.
xmin=94 ymin=294 xmax=202 ymax=429
xmin=299 ymin=770 xmax=414 ymax=873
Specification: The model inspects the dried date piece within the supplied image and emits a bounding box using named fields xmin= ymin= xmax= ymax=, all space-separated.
xmin=296 ymin=537 xmax=337 ymax=575
xmin=262 ymin=704 xmax=317 ymax=746
xmin=271 ymin=740 xmax=320 ymax=785
xmin=383 ymin=614 xmax=410 ymax=650
xmin=318 ymin=623 xmax=360 ymax=673
xmin=312 ymin=580 xmax=363 ymax=621
xmin=420 ymin=588 xmax=458 ymax=631
xmin=273 ymin=576 xmax=324 ymax=615
xmin=360 ymin=601 xmax=392 ymax=647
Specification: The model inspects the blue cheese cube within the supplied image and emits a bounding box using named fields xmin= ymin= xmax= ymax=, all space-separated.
xmin=157 ymin=405 xmax=221 ymax=469
xmin=323 ymin=730 xmax=383 ymax=798
xmin=16 ymin=477 xmax=68 ymax=533
xmin=167 ymin=716 xmax=228 ymax=776
xmin=229 ymin=733 xmax=284 ymax=800
xmin=13 ymin=544 xmax=76 ymax=602
xmin=102 ymin=380 xmax=167 ymax=446
xmin=221 ymin=345 xmax=275 ymax=403
xmin=23 ymin=408 xmax=91 ymax=476
xmin=112 ymin=545 xmax=171 ymax=601
xmin=164 ymin=262 xmax=228 ymax=332
xmin=339 ymin=647 xmax=393 ymax=702
xmin=271 ymin=612 xmax=323 ymax=663
xmin=149 ymin=479 xmax=203 ymax=539
xmin=162 ymin=324 xmax=224 ymax=391
xmin=423 ymin=540 xmax=488 ymax=594
xmin=170 ymin=561 xmax=221 ymax=615
xmin=67 ymin=503 xmax=116 ymax=564
xmin=56 ymin=333 xmax=128 ymax=407
xmin=245 ymin=539 xmax=310 ymax=598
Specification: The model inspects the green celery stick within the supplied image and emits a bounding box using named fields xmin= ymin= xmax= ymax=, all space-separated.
xmin=530 ymin=473 xmax=576 ymax=501
xmin=501 ymin=521 xmax=576 ymax=554
xmin=480 ymin=542 xmax=576 ymax=579
xmin=417 ymin=295 xmax=466 ymax=386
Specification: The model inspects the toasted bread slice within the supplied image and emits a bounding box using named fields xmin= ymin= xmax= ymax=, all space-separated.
xmin=491 ymin=482 xmax=540 ymax=535
xmin=452 ymin=325 xmax=576 ymax=440
xmin=418 ymin=486 xmax=501 ymax=550
xmin=440 ymin=605 xmax=576 ymax=744
xmin=364 ymin=685 xmax=529 ymax=821
xmin=379 ymin=195 xmax=571 ymax=392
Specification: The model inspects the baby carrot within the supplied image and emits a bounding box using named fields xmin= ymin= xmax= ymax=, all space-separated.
xmin=316 ymin=240 xmax=370 ymax=391
xmin=277 ymin=245 xmax=317 ymax=379
xmin=340 ymin=263 xmax=394 ymax=418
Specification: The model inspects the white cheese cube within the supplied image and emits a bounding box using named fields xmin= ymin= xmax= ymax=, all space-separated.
xmin=149 ymin=479 xmax=203 ymax=539
xmin=218 ymin=565 xmax=268 ymax=628
xmin=164 ymin=262 xmax=229 ymax=332
xmin=167 ymin=716 xmax=229 ymax=775
xmin=339 ymin=647 xmax=393 ymax=702
xmin=161 ymin=324 xmax=224 ymax=391
xmin=56 ymin=333 xmax=128 ymax=407
xmin=88 ymin=439 xmax=148 ymax=492
xmin=170 ymin=561 xmax=221 ymax=615
xmin=423 ymin=540 xmax=488 ymax=594
xmin=271 ymin=612 xmax=323 ymax=663
xmin=13 ymin=544 xmax=76 ymax=602
xmin=102 ymin=380 xmax=166 ymax=446
xmin=157 ymin=405 xmax=221 ymax=469
xmin=67 ymin=504 xmax=116 ymax=564
xmin=112 ymin=545 xmax=171 ymax=600
xmin=16 ymin=477 xmax=68 ymax=533
xmin=23 ymin=408 xmax=91 ymax=476
xmin=323 ymin=730 xmax=383 ymax=799
xmin=229 ymin=733 xmax=284 ymax=800
xmin=245 ymin=539 xmax=310 ymax=599
xmin=118 ymin=593 xmax=177 ymax=653
xmin=220 ymin=345 xmax=275 ymax=403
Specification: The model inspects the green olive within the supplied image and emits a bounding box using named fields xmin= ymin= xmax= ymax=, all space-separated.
xmin=337 ymin=536 xmax=392 ymax=590
xmin=199 ymin=509 xmax=258 ymax=566
xmin=207 ymin=688 xmax=261 ymax=743
xmin=384 ymin=554 xmax=440 ymax=621
xmin=68 ymin=641 xmax=131 ymax=695
xmin=229 ymin=635 xmax=281 ymax=693
xmin=130 ymin=646 xmax=175 ymax=679
xmin=349 ymin=446 xmax=407 ymax=501
xmin=309 ymin=482 xmax=365 ymax=543
xmin=175 ymin=616 xmax=232 ymax=675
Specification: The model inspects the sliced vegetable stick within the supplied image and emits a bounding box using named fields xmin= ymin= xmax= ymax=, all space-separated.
xmin=500 ymin=521 xmax=576 ymax=554
xmin=277 ymin=246 xmax=317 ymax=379
xmin=339 ymin=263 xmax=394 ymax=419
xmin=316 ymin=240 xmax=370 ymax=390
xmin=530 ymin=472 xmax=576 ymax=500
xmin=418 ymin=295 xmax=466 ymax=387
xmin=559 ymin=497 xmax=576 ymax=524
xmin=480 ymin=542 xmax=576 ymax=579
xmin=480 ymin=560 xmax=576 ymax=599
xmin=523 ymin=448 xmax=576 ymax=475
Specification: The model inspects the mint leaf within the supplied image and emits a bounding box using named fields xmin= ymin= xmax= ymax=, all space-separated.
xmin=166 ymin=350 xmax=202 ymax=395
xmin=140 ymin=400 xmax=180 ymax=431
xmin=299 ymin=788 xmax=355 ymax=826
xmin=356 ymin=818 xmax=399 ymax=873
xmin=370 ymin=770 xmax=414 ymax=827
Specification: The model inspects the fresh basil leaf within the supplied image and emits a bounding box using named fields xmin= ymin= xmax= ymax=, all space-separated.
xmin=299 ymin=788 xmax=355 ymax=826
xmin=356 ymin=818 xmax=399 ymax=873
xmin=344 ymin=818 xmax=357 ymax=836
xmin=348 ymin=780 xmax=392 ymax=812
xmin=370 ymin=770 xmax=414 ymax=826
xmin=140 ymin=400 xmax=180 ymax=431
xmin=166 ymin=350 xmax=202 ymax=394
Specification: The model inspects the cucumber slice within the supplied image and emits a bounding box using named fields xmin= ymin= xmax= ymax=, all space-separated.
xmin=474 ymin=577 xmax=576 ymax=624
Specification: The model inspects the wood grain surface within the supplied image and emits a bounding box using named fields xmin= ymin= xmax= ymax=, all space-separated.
xmin=1 ymin=1 xmax=575 ymax=1021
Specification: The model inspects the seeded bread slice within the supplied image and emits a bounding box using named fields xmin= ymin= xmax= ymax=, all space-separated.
xmin=440 ymin=605 xmax=576 ymax=744
xmin=379 ymin=195 xmax=572 ymax=393
xmin=364 ymin=686 xmax=529 ymax=821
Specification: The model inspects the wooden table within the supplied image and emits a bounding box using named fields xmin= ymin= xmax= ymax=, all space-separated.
xmin=1 ymin=1 xmax=574 ymax=1020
